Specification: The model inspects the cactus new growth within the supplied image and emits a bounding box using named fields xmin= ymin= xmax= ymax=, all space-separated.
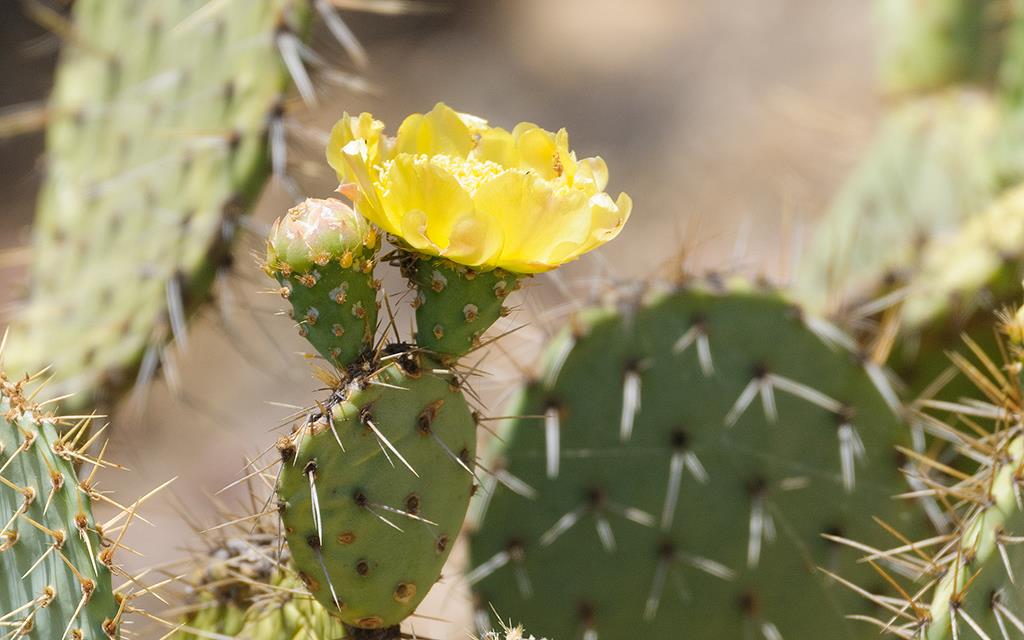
xmin=468 ymin=279 xmax=933 ymax=639
xmin=275 ymin=348 xmax=478 ymax=634
xmin=266 ymin=197 xmax=380 ymax=368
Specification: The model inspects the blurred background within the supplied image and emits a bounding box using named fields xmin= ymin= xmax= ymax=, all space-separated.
xmin=0 ymin=0 xmax=879 ymax=635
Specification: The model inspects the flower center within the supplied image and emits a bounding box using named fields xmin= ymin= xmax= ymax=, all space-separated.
xmin=384 ymin=154 xmax=508 ymax=196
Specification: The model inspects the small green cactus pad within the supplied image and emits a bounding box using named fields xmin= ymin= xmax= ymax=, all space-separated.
xmin=797 ymin=90 xmax=1000 ymax=310
xmin=176 ymin=570 xmax=345 ymax=640
xmin=1 ymin=373 xmax=120 ymax=638
xmin=171 ymin=492 xmax=345 ymax=640
xmin=400 ymin=253 xmax=516 ymax=360
xmin=175 ymin=594 xmax=247 ymax=640
xmin=266 ymin=198 xmax=380 ymax=368
xmin=3 ymin=0 xmax=310 ymax=409
xmin=277 ymin=349 xmax=477 ymax=631
xmin=875 ymin=0 xmax=1007 ymax=94
xmin=468 ymin=280 xmax=932 ymax=639
xmin=233 ymin=574 xmax=348 ymax=640
xmin=832 ymin=334 xmax=1024 ymax=638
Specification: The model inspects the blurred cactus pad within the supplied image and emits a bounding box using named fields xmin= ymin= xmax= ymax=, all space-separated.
xmin=469 ymin=279 xmax=933 ymax=639
xmin=3 ymin=0 xmax=311 ymax=410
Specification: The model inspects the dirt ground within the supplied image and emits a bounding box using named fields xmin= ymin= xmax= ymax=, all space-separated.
xmin=0 ymin=1 xmax=879 ymax=636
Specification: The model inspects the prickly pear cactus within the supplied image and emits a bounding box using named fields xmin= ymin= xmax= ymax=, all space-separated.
xmin=266 ymin=197 xmax=380 ymax=368
xmin=276 ymin=347 xmax=477 ymax=633
xmin=468 ymin=279 xmax=932 ymax=639
xmin=3 ymin=0 xmax=311 ymax=409
xmin=0 ymin=371 xmax=120 ymax=638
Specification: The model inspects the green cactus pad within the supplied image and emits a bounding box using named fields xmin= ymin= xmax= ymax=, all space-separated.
xmin=468 ymin=279 xmax=932 ymax=639
xmin=277 ymin=349 xmax=477 ymax=631
xmin=796 ymin=90 xmax=1001 ymax=310
xmin=0 ymin=373 xmax=120 ymax=638
xmin=267 ymin=198 xmax=380 ymax=368
xmin=400 ymin=253 xmax=517 ymax=360
xmin=3 ymin=0 xmax=310 ymax=409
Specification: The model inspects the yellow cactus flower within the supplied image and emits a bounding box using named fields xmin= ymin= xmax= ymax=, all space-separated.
xmin=326 ymin=103 xmax=632 ymax=273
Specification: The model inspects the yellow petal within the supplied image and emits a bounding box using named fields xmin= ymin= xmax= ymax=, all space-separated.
xmin=323 ymin=106 xmax=631 ymax=272
xmin=569 ymin=191 xmax=633 ymax=259
xmin=395 ymin=103 xmax=474 ymax=158
xmin=473 ymin=172 xmax=591 ymax=273
xmin=381 ymin=155 xmax=478 ymax=251
xmin=456 ymin=111 xmax=490 ymax=134
xmin=338 ymin=140 xmax=394 ymax=234
xmin=444 ymin=212 xmax=504 ymax=267
xmin=398 ymin=209 xmax=438 ymax=254
xmin=471 ymin=127 xmax=517 ymax=168
xmin=575 ymin=156 xmax=609 ymax=192
xmin=326 ymin=112 xmax=384 ymax=184
xmin=514 ymin=125 xmax=561 ymax=180
xmin=554 ymin=128 xmax=577 ymax=183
